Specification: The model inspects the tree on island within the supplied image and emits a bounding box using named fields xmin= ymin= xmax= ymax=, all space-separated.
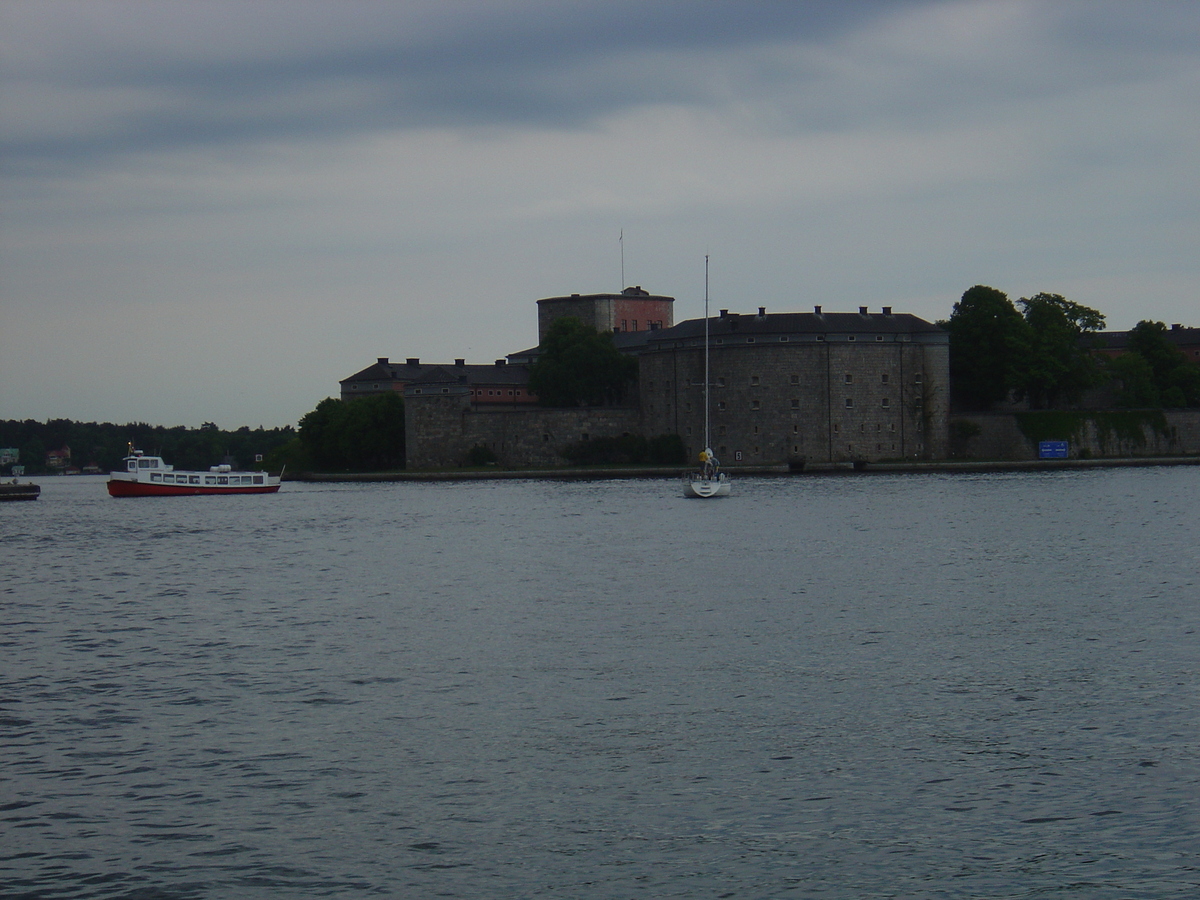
xmin=528 ymin=316 xmax=637 ymax=407
xmin=1015 ymin=292 xmax=1106 ymax=409
xmin=1109 ymin=320 xmax=1200 ymax=408
xmin=945 ymin=285 xmax=1030 ymax=410
xmin=297 ymin=392 xmax=406 ymax=471
xmin=946 ymin=286 xmax=1108 ymax=410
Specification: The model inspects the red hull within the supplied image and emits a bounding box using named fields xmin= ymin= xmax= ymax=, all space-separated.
xmin=107 ymin=480 xmax=280 ymax=497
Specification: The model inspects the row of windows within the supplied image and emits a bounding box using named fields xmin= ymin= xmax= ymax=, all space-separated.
xmin=651 ymin=373 xmax=923 ymax=389
xmin=471 ymin=389 xmax=524 ymax=397
xmin=702 ymin=397 xmax=902 ymax=411
xmin=148 ymin=473 xmax=265 ymax=485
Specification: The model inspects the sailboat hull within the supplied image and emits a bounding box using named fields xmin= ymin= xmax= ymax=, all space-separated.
xmin=683 ymin=474 xmax=731 ymax=498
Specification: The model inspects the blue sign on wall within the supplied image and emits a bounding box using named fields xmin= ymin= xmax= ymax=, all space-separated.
xmin=1039 ymin=440 xmax=1069 ymax=459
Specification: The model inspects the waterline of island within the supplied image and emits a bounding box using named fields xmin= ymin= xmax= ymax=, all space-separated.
xmin=294 ymin=454 xmax=1200 ymax=482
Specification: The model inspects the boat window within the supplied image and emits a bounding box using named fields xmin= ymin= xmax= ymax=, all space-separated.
xmin=253 ymin=475 xmax=264 ymax=484
xmin=205 ymin=476 xmax=217 ymax=485
xmin=128 ymin=461 xmax=137 ymax=471
xmin=190 ymin=476 xmax=201 ymax=484
xmin=217 ymin=476 xmax=228 ymax=485
xmin=139 ymin=458 xmax=152 ymax=468
xmin=163 ymin=474 xmax=174 ymax=483
xmin=150 ymin=473 xmax=161 ymax=482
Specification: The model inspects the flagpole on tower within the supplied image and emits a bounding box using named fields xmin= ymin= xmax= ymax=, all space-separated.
xmin=619 ymin=229 xmax=624 ymax=291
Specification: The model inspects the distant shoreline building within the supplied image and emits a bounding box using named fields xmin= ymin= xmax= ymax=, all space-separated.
xmin=638 ymin=305 xmax=949 ymax=465
xmin=341 ymin=287 xmax=956 ymax=468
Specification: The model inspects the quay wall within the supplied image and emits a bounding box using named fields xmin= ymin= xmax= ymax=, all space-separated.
xmin=951 ymin=410 xmax=1200 ymax=460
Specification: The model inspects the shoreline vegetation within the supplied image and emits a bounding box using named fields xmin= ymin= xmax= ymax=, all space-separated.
xmin=294 ymin=455 xmax=1200 ymax=482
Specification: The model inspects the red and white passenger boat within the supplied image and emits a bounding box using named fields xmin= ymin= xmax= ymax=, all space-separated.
xmin=107 ymin=447 xmax=281 ymax=497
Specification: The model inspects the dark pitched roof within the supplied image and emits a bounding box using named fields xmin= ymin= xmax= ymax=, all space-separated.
xmin=645 ymin=309 xmax=946 ymax=347
xmin=537 ymin=286 xmax=675 ymax=304
xmin=1093 ymin=325 xmax=1200 ymax=351
xmin=341 ymin=359 xmax=529 ymax=387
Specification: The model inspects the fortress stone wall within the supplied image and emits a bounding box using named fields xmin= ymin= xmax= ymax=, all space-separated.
xmin=951 ymin=409 xmax=1200 ymax=460
xmin=637 ymin=309 xmax=950 ymax=466
xmin=405 ymin=384 xmax=641 ymax=468
xmin=403 ymin=305 xmax=952 ymax=470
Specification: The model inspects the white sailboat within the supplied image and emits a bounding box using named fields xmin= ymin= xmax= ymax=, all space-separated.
xmin=684 ymin=256 xmax=731 ymax=498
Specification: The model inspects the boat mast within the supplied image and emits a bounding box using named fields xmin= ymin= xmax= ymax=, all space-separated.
xmin=704 ymin=254 xmax=710 ymax=451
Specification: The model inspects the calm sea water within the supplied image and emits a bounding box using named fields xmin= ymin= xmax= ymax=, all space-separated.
xmin=2 ymin=469 xmax=1198 ymax=899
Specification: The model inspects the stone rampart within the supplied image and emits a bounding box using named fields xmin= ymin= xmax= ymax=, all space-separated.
xmin=405 ymin=388 xmax=642 ymax=468
xmin=951 ymin=410 xmax=1200 ymax=460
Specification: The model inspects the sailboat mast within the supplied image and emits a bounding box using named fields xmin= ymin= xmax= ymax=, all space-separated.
xmin=704 ymin=254 xmax=710 ymax=450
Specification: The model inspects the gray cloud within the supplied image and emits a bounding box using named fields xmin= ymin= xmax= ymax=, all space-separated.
xmin=2 ymin=1 xmax=904 ymax=170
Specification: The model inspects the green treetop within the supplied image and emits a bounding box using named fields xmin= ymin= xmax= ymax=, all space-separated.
xmin=528 ymin=316 xmax=637 ymax=407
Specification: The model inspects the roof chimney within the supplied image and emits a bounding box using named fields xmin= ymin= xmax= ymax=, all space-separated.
xmin=1172 ymin=323 xmax=1182 ymax=330
xmin=406 ymin=357 xmax=420 ymax=366
xmin=454 ymin=358 xmax=465 ymax=367
xmin=495 ymin=359 xmax=507 ymax=366
xmin=758 ymin=307 xmax=766 ymax=317
xmin=719 ymin=309 xmax=728 ymax=318
xmin=882 ymin=306 xmax=893 ymax=316
xmin=814 ymin=305 xmax=822 ymax=315
xmin=859 ymin=306 xmax=869 ymax=316
xmin=377 ymin=357 xmax=389 ymax=365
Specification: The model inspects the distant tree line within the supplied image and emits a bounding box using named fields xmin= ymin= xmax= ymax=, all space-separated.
xmin=945 ymin=285 xmax=1200 ymax=410
xmin=0 ymin=419 xmax=296 ymax=475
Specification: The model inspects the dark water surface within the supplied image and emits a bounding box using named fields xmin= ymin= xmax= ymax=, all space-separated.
xmin=2 ymin=470 xmax=1197 ymax=898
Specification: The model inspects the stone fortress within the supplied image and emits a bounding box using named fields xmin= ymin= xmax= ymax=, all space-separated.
xmin=341 ymin=286 xmax=951 ymax=468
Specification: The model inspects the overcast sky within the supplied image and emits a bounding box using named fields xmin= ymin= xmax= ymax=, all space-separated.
xmin=2 ymin=0 xmax=1197 ymax=428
